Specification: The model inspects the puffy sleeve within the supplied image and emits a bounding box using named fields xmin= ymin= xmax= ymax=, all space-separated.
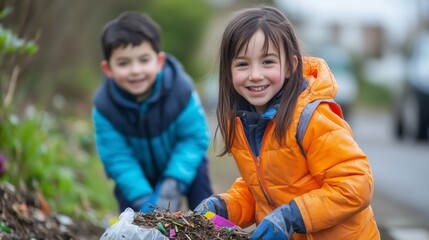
xmin=219 ymin=177 xmax=256 ymax=228
xmin=163 ymin=91 xmax=210 ymax=189
xmin=293 ymin=103 xmax=374 ymax=232
xmin=93 ymin=107 xmax=153 ymax=202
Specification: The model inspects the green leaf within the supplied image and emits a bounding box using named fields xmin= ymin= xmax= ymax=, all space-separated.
xmin=0 ymin=25 xmax=38 ymax=55
xmin=0 ymin=6 xmax=12 ymax=19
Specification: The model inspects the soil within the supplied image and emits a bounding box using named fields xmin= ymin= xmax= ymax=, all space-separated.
xmin=1 ymin=183 xmax=251 ymax=240
xmin=0 ymin=183 xmax=104 ymax=240
xmin=132 ymin=208 xmax=251 ymax=240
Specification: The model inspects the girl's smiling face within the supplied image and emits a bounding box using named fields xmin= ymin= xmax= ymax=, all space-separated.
xmin=231 ymin=30 xmax=292 ymax=114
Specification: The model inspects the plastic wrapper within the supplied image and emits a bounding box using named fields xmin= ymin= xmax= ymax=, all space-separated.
xmin=100 ymin=208 xmax=168 ymax=240
xmin=204 ymin=211 xmax=237 ymax=229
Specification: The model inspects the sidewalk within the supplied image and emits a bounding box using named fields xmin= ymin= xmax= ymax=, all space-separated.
xmin=379 ymin=226 xmax=429 ymax=240
xmin=373 ymin=191 xmax=429 ymax=240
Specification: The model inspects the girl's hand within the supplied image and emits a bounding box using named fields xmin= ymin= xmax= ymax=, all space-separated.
xmin=194 ymin=195 xmax=228 ymax=219
xmin=250 ymin=204 xmax=294 ymax=240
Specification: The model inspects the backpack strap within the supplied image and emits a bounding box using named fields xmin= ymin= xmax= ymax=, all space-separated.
xmin=296 ymin=99 xmax=342 ymax=157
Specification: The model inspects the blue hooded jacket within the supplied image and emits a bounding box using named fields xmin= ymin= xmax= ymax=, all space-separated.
xmin=92 ymin=55 xmax=210 ymax=202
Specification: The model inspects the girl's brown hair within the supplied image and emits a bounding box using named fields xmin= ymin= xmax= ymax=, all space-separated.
xmin=216 ymin=6 xmax=304 ymax=156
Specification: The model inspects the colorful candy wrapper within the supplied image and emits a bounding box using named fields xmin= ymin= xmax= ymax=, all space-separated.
xmin=203 ymin=211 xmax=237 ymax=229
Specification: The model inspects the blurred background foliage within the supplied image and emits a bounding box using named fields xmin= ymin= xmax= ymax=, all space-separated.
xmin=0 ymin=0 xmax=216 ymax=118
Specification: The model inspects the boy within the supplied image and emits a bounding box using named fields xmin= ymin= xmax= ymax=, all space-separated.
xmin=93 ymin=11 xmax=213 ymax=213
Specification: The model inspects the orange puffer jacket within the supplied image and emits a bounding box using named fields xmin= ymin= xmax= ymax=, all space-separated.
xmin=219 ymin=57 xmax=380 ymax=239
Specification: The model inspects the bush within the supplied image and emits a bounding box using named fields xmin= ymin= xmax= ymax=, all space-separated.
xmin=0 ymin=107 xmax=115 ymax=221
xmin=0 ymin=5 xmax=115 ymax=224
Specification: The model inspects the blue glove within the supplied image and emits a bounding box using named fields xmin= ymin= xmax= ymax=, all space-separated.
xmin=132 ymin=193 xmax=158 ymax=213
xmin=250 ymin=204 xmax=295 ymax=240
xmin=194 ymin=195 xmax=228 ymax=219
xmin=155 ymin=178 xmax=185 ymax=211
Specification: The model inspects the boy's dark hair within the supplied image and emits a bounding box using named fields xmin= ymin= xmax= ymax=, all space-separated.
xmin=101 ymin=12 xmax=161 ymax=60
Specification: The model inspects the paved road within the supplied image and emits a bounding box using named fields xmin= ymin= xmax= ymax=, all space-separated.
xmin=351 ymin=108 xmax=429 ymax=240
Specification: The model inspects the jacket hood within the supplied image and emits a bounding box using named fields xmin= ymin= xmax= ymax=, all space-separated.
xmin=302 ymin=57 xmax=338 ymax=101
xmin=158 ymin=54 xmax=187 ymax=97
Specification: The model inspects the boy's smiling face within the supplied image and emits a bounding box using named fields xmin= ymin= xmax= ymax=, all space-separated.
xmin=101 ymin=41 xmax=165 ymax=101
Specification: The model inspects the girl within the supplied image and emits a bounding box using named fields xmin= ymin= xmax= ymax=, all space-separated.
xmin=195 ymin=6 xmax=380 ymax=240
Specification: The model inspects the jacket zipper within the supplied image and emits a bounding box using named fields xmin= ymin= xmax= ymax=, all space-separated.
xmin=255 ymin=156 xmax=275 ymax=207
xmin=249 ymin=122 xmax=275 ymax=208
xmin=142 ymin=112 xmax=161 ymax=180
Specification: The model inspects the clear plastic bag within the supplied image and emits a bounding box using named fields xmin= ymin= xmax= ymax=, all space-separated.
xmin=100 ymin=208 xmax=168 ymax=240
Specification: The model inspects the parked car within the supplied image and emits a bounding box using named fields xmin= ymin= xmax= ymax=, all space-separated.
xmin=313 ymin=45 xmax=358 ymax=121
xmin=393 ymin=32 xmax=429 ymax=141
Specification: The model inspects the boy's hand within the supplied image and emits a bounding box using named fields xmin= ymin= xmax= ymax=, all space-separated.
xmin=156 ymin=178 xmax=184 ymax=211
xmin=194 ymin=195 xmax=228 ymax=219
xmin=132 ymin=194 xmax=158 ymax=213
xmin=250 ymin=204 xmax=294 ymax=240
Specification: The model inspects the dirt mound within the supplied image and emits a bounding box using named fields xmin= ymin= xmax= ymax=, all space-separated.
xmin=131 ymin=208 xmax=250 ymax=239
xmin=0 ymin=183 xmax=251 ymax=239
xmin=0 ymin=183 xmax=104 ymax=240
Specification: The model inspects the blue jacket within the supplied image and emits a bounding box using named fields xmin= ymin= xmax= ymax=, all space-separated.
xmin=92 ymin=55 xmax=210 ymax=202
